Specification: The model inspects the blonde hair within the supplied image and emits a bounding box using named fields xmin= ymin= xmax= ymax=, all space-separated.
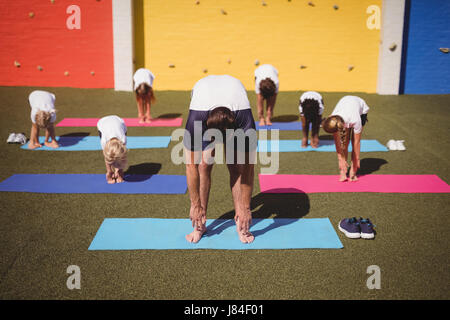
xmin=35 ymin=110 xmax=54 ymax=128
xmin=323 ymin=115 xmax=347 ymax=150
xmin=103 ymin=138 xmax=128 ymax=170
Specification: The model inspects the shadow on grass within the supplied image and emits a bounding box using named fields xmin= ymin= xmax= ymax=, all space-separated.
xmin=358 ymin=158 xmax=388 ymax=176
xmin=205 ymin=192 xmax=310 ymax=237
xmin=271 ymin=114 xmax=299 ymax=122
xmin=156 ymin=113 xmax=182 ymax=119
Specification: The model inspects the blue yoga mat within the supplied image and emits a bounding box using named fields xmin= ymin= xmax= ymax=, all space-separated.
xmin=257 ymin=139 xmax=388 ymax=152
xmin=255 ymin=121 xmax=302 ymax=130
xmin=88 ymin=218 xmax=343 ymax=250
xmin=21 ymin=136 xmax=171 ymax=151
xmin=0 ymin=174 xmax=187 ymax=194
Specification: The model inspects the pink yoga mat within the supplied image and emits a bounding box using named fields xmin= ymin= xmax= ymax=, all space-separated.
xmin=56 ymin=118 xmax=183 ymax=127
xmin=259 ymin=174 xmax=450 ymax=194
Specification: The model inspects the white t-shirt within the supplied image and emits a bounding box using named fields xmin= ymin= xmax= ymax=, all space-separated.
xmin=133 ymin=68 xmax=155 ymax=90
xmin=97 ymin=115 xmax=127 ymax=150
xmin=299 ymin=91 xmax=324 ymax=115
xmin=254 ymin=64 xmax=279 ymax=94
xmin=331 ymin=96 xmax=370 ymax=134
xmin=189 ymin=75 xmax=251 ymax=112
xmin=29 ymin=90 xmax=56 ymax=124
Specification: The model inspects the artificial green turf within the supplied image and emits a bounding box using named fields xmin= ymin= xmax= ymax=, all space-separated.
xmin=0 ymin=86 xmax=449 ymax=299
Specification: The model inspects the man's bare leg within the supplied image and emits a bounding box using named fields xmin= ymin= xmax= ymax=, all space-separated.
xmin=227 ymin=162 xmax=254 ymax=243
xmin=185 ymin=149 xmax=213 ymax=243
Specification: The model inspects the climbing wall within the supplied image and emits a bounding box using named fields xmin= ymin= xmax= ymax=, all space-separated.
xmin=401 ymin=0 xmax=450 ymax=94
xmin=135 ymin=0 xmax=382 ymax=92
xmin=0 ymin=0 xmax=114 ymax=88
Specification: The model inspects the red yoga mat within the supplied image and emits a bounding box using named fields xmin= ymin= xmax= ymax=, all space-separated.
xmin=56 ymin=118 xmax=183 ymax=127
xmin=259 ymin=174 xmax=450 ymax=194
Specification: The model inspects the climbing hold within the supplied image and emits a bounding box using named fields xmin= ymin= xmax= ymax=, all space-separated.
xmin=254 ymin=60 xmax=260 ymax=66
xmin=168 ymin=64 xmax=175 ymax=68
xmin=195 ymin=1 xmax=200 ymax=4
xmin=227 ymin=59 xmax=232 ymax=64
xmin=37 ymin=65 xmax=43 ymax=71
xmin=439 ymin=48 xmax=449 ymax=54
xmin=29 ymin=12 xmax=35 ymax=18
xmin=333 ymin=5 xmax=339 ymax=10
xmin=348 ymin=65 xmax=354 ymax=71
xmin=14 ymin=61 xmax=21 ymax=68
xmin=308 ymin=2 xmax=315 ymax=7
xmin=221 ymin=9 xmax=227 ymax=15
xmin=90 ymin=71 xmax=95 ymax=76
xmin=50 ymin=0 xmax=55 ymax=4
xmin=389 ymin=43 xmax=397 ymax=52
xmin=300 ymin=65 xmax=307 ymax=69
xmin=64 ymin=71 xmax=69 ymax=76
xmin=203 ymin=68 xmax=208 ymax=73
xmin=262 ymin=1 xmax=267 ymax=6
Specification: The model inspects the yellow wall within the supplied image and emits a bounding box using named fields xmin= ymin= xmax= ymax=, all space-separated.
xmin=135 ymin=0 xmax=381 ymax=92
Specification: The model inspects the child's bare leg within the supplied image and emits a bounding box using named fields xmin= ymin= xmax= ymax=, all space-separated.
xmin=333 ymin=132 xmax=349 ymax=181
xmin=105 ymin=161 xmax=115 ymax=184
xmin=115 ymin=168 xmax=124 ymax=183
xmin=310 ymin=117 xmax=321 ymax=148
xmin=301 ymin=116 xmax=308 ymax=148
xmin=136 ymin=98 xmax=145 ymax=123
xmin=28 ymin=123 xmax=42 ymax=149
xmin=265 ymin=94 xmax=276 ymax=126
xmin=144 ymin=100 xmax=152 ymax=123
xmin=44 ymin=124 xmax=59 ymax=148
xmin=256 ymin=94 xmax=265 ymax=126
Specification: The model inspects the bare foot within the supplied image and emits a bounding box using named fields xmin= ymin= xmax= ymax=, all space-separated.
xmin=265 ymin=117 xmax=272 ymax=126
xmin=185 ymin=223 xmax=207 ymax=243
xmin=349 ymin=175 xmax=358 ymax=182
xmin=339 ymin=171 xmax=348 ymax=182
xmin=45 ymin=140 xmax=59 ymax=148
xmin=144 ymin=116 xmax=152 ymax=124
xmin=115 ymin=171 xmax=124 ymax=183
xmin=28 ymin=142 xmax=42 ymax=150
xmin=301 ymin=137 xmax=308 ymax=148
xmin=259 ymin=119 xmax=266 ymax=126
xmin=106 ymin=173 xmax=116 ymax=184
xmin=138 ymin=117 xmax=145 ymax=124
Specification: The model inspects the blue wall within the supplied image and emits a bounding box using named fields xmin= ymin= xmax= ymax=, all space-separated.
xmin=401 ymin=0 xmax=450 ymax=94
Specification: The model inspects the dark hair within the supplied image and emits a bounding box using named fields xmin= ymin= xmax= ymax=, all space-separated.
xmin=259 ymin=78 xmax=276 ymax=99
xmin=206 ymin=107 xmax=236 ymax=135
xmin=135 ymin=83 xmax=155 ymax=104
xmin=300 ymin=98 xmax=321 ymax=122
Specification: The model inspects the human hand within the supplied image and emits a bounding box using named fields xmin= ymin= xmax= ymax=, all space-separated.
xmin=190 ymin=203 xmax=206 ymax=230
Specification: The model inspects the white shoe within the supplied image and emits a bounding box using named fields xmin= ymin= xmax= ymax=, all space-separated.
xmin=396 ymin=140 xmax=406 ymax=151
xmin=15 ymin=133 xmax=28 ymax=145
xmin=386 ymin=139 xmax=397 ymax=150
xmin=7 ymin=133 xmax=16 ymax=143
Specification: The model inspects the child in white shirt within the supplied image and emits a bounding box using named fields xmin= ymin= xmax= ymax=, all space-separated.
xmin=28 ymin=90 xmax=59 ymax=149
xmin=97 ymin=115 xmax=128 ymax=184
xmin=299 ymin=91 xmax=324 ymax=148
xmin=133 ymin=68 xmax=156 ymax=123
xmin=254 ymin=64 xmax=279 ymax=126
xmin=322 ymin=96 xmax=369 ymax=182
